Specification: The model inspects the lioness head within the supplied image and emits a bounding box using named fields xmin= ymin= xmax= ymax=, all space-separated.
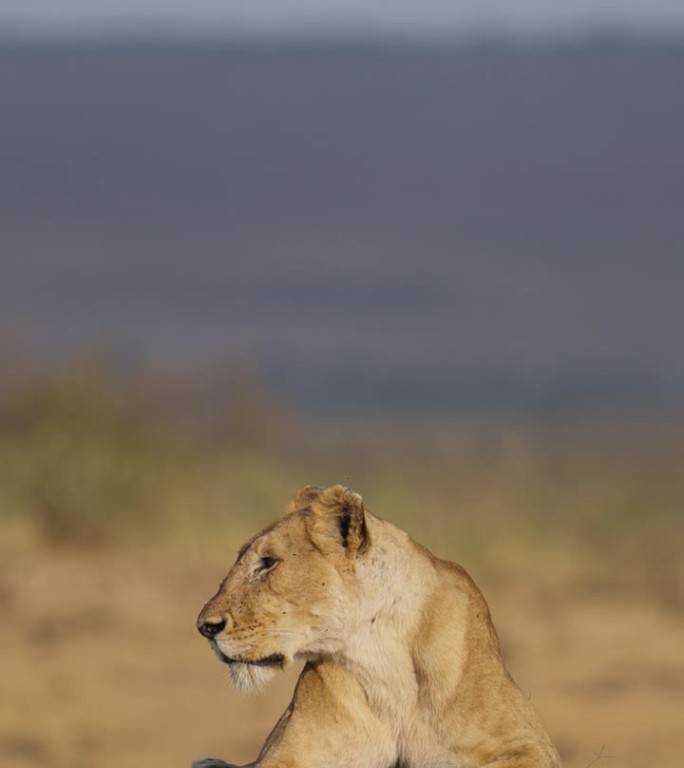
xmin=196 ymin=484 xmax=369 ymax=691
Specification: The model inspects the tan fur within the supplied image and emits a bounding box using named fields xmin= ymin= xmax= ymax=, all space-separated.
xmin=195 ymin=485 xmax=561 ymax=768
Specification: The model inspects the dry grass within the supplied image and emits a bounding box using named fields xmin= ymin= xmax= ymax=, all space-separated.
xmin=1 ymin=543 xmax=683 ymax=768
xmin=1 ymin=360 xmax=683 ymax=767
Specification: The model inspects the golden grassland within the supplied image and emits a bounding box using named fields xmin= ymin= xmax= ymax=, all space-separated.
xmin=1 ymin=361 xmax=683 ymax=767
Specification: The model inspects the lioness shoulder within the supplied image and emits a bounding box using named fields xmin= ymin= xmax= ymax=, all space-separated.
xmin=195 ymin=484 xmax=561 ymax=768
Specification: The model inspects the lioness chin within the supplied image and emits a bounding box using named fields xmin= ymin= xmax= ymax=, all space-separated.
xmin=195 ymin=484 xmax=561 ymax=768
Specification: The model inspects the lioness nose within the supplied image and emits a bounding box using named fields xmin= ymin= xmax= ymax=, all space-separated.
xmin=197 ymin=617 xmax=226 ymax=638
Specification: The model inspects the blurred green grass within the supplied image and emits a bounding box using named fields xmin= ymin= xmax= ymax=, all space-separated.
xmin=1 ymin=357 xmax=682 ymax=608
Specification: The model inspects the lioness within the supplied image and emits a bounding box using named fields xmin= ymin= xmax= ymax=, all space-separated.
xmin=195 ymin=485 xmax=561 ymax=768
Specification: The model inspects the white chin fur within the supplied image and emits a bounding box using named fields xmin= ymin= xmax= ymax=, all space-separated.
xmin=229 ymin=663 xmax=277 ymax=692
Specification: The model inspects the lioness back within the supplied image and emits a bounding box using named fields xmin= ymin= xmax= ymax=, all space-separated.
xmin=195 ymin=485 xmax=561 ymax=768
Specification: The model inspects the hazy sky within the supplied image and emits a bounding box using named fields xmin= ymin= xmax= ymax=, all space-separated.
xmin=2 ymin=0 xmax=684 ymax=40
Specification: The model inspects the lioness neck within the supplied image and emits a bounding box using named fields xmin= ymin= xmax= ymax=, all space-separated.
xmin=319 ymin=515 xmax=560 ymax=767
xmin=334 ymin=515 xmax=474 ymax=717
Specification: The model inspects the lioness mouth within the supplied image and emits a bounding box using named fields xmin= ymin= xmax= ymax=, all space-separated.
xmin=213 ymin=646 xmax=285 ymax=668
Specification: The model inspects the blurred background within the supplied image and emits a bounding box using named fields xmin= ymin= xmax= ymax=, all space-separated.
xmin=1 ymin=2 xmax=683 ymax=767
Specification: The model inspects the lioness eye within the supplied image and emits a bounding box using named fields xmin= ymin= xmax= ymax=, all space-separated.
xmin=258 ymin=556 xmax=277 ymax=571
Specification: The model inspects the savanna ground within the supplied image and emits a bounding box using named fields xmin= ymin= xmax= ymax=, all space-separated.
xmin=1 ymin=361 xmax=683 ymax=768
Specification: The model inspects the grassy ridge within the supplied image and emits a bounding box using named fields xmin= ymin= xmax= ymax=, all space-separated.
xmin=1 ymin=359 xmax=682 ymax=608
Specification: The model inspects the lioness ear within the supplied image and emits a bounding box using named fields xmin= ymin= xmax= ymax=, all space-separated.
xmin=307 ymin=485 xmax=369 ymax=556
xmin=285 ymin=485 xmax=322 ymax=515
